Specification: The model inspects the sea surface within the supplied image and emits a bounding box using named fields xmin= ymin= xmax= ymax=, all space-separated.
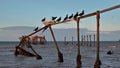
xmin=0 ymin=41 xmax=120 ymax=68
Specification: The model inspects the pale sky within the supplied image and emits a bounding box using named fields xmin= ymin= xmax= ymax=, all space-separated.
xmin=0 ymin=0 xmax=120 ymax=31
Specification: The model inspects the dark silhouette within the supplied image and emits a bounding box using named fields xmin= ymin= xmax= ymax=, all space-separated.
xmin=34 ymin=27 xmax=38 ymax=31
xmin=56 ymin=17 xmax=61 ymax=22
xmin=52 ymin=16 xmax=57 ymax=20
xmin=79 ymin=10 xmax=84 ymax=16
xmin=69 ymin=14 xmax=73 ymax=19
xmin=41 ymin=18 xmax=46 ymax=22
xmin=107 ymin=50 xmax=113 ymax=55
xmin=74 ymin=12 xmax=79 ymax=18
xmin=63 ymin=14 xmax=68 ymax=21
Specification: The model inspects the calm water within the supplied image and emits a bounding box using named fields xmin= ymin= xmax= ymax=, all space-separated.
xmin=0 ymin=41 xmax=120 ymax=68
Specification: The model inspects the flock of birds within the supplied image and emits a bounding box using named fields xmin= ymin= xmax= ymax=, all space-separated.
xmin=34 ymin=10 xmax=84 ymax=31
xmin=41 ymin=10 xmax=84 ymax=22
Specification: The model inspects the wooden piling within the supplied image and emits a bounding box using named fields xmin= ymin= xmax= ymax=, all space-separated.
xmin=81 ymin=35 xmax=83 ymax=46
xmin=72 ymin=36 xmax=74 ymax=44
xmin=89 ymin=35 xmax=92 ymax=47
xmin=87 ymin=35 xmax=89 ymax=46
xmin=76 ymin=18 xmax=81 ymax=68
xmin=94 ymin=11 xmax=102 ymax=68
xmin=49 ymin=26 xmax=63 ymax=62
xmin=94 ymin=34 xmax=96 ymax=47
xmin=64 ymin=36 xmax=67 ymax=45
xmin=83 ymin=35 xmax=86 ymax=46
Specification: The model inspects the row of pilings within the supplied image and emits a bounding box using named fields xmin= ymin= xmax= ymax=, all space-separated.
xmin=64 ymin=34 xmax=96 ymax=47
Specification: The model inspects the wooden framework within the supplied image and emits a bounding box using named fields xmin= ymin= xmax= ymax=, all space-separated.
xmin=15 ymin=5 xmax=120 ymax=68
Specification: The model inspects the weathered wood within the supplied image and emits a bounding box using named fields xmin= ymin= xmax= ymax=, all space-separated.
xmin=49 ymin=26 xmax=63 ymax=62
xmin=17 ymin=26 xmax=49 ymax=47
xmin=23 ymin=38 xmax=42 ymax=59
xmin=64 ymin=36 xmax=67 ymax=45
xmin=72 ymin=36 xmax=74 ymax=44
xmin=94 ymin=34 xmax=96 ymax=46
xmin=94 ymin=11 xmax=102 ymax=68
xmin=76 ymin=18 xmax=81 ymax=68
xmin=89 ymin=35 xmax=92 ymax=47
xmin=81 ymin=35 xmax=83 ymax=46
xmin=46 ymin=4 xmax=120 ymax=26
xmin=87 ymin=35 xmax=89 ymax=46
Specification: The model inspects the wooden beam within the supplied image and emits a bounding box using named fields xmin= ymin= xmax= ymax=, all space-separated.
xmin=45 ymin=4 xmax=120 ymax=26
xmin=25 ymin=25 xmax=49 ymax=38
xmin=17 ymin=4 xmax=119 ymax=45
xmin=79 ymin=4 xmax=120 ymax=19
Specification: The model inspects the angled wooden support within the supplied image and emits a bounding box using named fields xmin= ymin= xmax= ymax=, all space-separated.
xmin=49 ymin=25 xmax=64 ymax=62
xmin=17 ymin=25 xmax=49 ymax=47
xmin=26 ymin=41 xmax=42 ymax=59
xmin=23 ymin=37 xmax=42 ymax=59
xmin=94 ymin=11 xmax=102 ymax=68
xmin=76 ymin=18 xmax=82 ymax=68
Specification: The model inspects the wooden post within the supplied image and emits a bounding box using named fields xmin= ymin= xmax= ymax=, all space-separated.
xmin=49 ymin=26 xmax=63 ymax=62
xmin=87 ymin=35 xmax=89 ymax=46
xmin=76 ymin=18 xmax=81 ymax=68
xmin=89 ymin=35 xmax=92 ymax=47
xmin=94 ymin=34 xmax=96 ymax=47
xmin=64 ymin=36 xmax=67 ymax=45
xmin=30 ymin=46 xmax=42 ymax=59
xmin=94 ymin=11 xmax=102 ymax=68
xmin=24 ymin=38 xmax=42 ymax=59
xmin=84 ymin=35 xmax=86 ymax=46
xmin=81 ymin=35 xmax=83 ymax=46
xmin=72 ymin=36 xmax=74 ymax=44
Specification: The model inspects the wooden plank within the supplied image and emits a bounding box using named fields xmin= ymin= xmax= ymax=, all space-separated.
xmin=18 ymin=4 xmax=120 ymax=42
xmin=25 ymin=25 xmax=49 ymax=38
xmin=79 ymin=4 xmax=120 ymax=19
xmin=49 ymin=4 xmax=120 ymax=25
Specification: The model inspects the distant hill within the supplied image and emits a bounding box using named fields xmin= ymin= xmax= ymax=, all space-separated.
xmin=0 ymin=26 xmax=120 ymax=41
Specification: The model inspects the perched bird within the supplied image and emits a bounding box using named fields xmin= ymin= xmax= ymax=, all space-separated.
xmin=41 ymin=18 xmax=46 ymax=22
xmin=63 ymin=14 xmax=68 ymax=21
xmin=68 ymin=14 xmax=73 ymax=19
xmin=79 ymin=10 xmax=84 ymax=16
xmin=56 ymin=17 xmax=61 ymax=22
xmin=74 ymin=12 xmax=79 ymax=18
xmin=34 ymin=27 xmax=38 ymax=31
xmin=52 ymin=16 xmax=57 ymax=20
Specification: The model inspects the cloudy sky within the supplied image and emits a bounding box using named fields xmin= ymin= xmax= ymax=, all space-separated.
xmin=0 ymin=0 xmax=120 ymax=41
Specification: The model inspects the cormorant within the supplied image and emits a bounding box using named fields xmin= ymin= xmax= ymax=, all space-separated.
xmin=34 ymin=27 xmax=38 ymax=31
xmin=56 ymin=17 xmax=61 ymax=22
xmin=52 ymin=16 xmax=57 ymax=20
xmin=74 ymin=12 xmax=79 ymax=18
xmin=68 ymin=14 xmax=73 ymax=19
xmin=79 ymin=10 xmax=84 ymax=16
xmin=41 ymin=18 xmax=46 ymax=22
xmin=63 ymin=14 xmax=68 ymax=21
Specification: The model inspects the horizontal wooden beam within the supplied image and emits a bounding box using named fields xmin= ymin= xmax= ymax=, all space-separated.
xmin=51 ymin=4 xmax=120 ymax=25
xmin=79 ymin=4 xmax=120 ymax=19
xmin=19 ymin=4 xmax=120 ymax=40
